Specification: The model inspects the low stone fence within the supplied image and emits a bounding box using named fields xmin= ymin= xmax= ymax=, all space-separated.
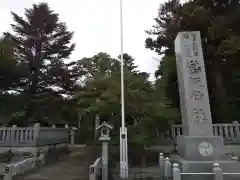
xmin=159 ymin=153 xmax=240 ymax=180
xmin=0 ymin=123 xmax=75 ymax=147
xmin=110 ymin=153 xmax=240 ymax=179
xmin=0 ymin=123 xmax=74 ymax=180
xmin=3 ymin=154 xmax=45 ymax=180
xmin=162 ymin=121 xmax=240 ymax=142
xmin=89 ymin=157 xmax=102 ymax=180
xmin=171 ymin=163 xmax=240 ymax=180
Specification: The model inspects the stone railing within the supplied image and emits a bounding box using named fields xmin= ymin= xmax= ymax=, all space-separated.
xmin=162 ymin=121 xmax=240 ymax=142
xmin=159 ymin=153 xmax=240 ymax=180
xmin=3 ymin=153 xmax=45 ymax=180
xmin=89 ymin=157 xmax=102 ymax=180
xmin=0 ymin=123 xmax=71 ymax=147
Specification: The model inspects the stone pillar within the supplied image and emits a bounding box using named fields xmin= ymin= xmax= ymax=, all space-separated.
xmin=159 ymin=153 xmax=164 ymax=168
xmin=101 ymin=141 xmax=108 ymax=180
xmin=164 ymin=157 xmax=171 ymax=178
xmin=65 ymin=124 xmax=70 ymax=144
xmin=172 ymin=30 xmax=240 ymax=180
xmin=11 ymin=125 xmax=17 ymax=142
xmin=4 ymin=166 xmax=12 ymax=180
xmin=212 ymin=163 xmax=223 ymax=180
xmin=33 ymin=123 xmax=40 ymax=157
xmin=175 ymin=31 xmax=213 ymax=137
xmin=89 ymin=166 xmax=96 ymax=180
xmin=34 ymin=123 xmax=40 ymax=141
xmin=70 ymin=129 xmax=75 ymax=146
xmin=231 ymin=156 xmax=238 ymax=162
xmin=65 ymin=124 xmax=74 ymax=148
xmin=233 ymin=121 xmax=240 ymax=136
xmin=174 ymin=31 xmax=227 ymax=165
xmin=172 ymin=163 xmax=181 ymax=180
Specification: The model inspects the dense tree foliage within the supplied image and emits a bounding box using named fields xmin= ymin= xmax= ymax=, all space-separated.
xmin=74 ymin=52 xmax=178 ymax=144
xmin=146 ymin=0 xmax=240 ymax=122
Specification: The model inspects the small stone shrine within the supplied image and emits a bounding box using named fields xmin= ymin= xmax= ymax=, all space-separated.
xmin=173 ymin=31 xmax=240 ymax=180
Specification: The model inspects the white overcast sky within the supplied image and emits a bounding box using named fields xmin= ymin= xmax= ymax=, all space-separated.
xmin=0 ymin=0 xmax=170 ymax=80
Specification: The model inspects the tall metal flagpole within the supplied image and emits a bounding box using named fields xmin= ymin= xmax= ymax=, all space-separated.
xmin=120 ymin=0 xmax=125 ymax=129
xmin=119 ymin=0 xmax=128 ymax=178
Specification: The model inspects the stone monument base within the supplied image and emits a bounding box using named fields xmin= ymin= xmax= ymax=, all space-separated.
xmin=172 ymin=155 xmax=240 ymax=180
xmin=177 ymin=135 xmax=228 ymax=160
xmin=172 ymin=135 xmax=240 ymax=180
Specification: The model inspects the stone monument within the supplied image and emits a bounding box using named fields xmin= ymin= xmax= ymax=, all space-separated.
xmin=173 ymin=31 xmax=240 ymax=180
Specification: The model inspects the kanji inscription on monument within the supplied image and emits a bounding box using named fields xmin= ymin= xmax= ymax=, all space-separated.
xmin=175 ymin=31 xmax=213 ymax=136
xmin=192 ymin=108 xmax=208 ymax=124
xmin=190 ymin=90 xmax=204 ymax=100
xmin=189 ymin=77 xmax=204 ymax=87
xmin=182 ymin=33 xmax=199 ymax=57
xmin=187 ymin=60 xmax=202 ymax=74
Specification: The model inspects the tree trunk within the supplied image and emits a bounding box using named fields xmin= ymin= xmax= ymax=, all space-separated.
xmin=214 ymin=70 xmax=229 ymax=122
xmin=77 ymin=112 xmax=82 ymax=129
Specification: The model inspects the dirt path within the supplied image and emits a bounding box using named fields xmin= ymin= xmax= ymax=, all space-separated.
xmin=14 ymin=146 xmax=100 ymax=180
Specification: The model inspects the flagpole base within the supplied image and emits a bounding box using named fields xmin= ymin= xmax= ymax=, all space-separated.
xmin=120 ymin=126 xmax=128 ymax=179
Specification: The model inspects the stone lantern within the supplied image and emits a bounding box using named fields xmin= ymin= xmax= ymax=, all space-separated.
xmin=96 ymin=121 xmax=113 ymax=180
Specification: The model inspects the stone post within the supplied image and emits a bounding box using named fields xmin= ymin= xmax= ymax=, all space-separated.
xmin=65 ymin=124 xmax=74 ymax=148
xmin=159 ymin=153 xmax=164 ymax=168
xmin=101 ymin=140 xmax=108 ymax=180
xmin=34 ymin=123 xmax=40 ymax=142
xmin=65 ymin=124 xmax=70 ymax=144
xmin=213 ymin=163 xmax=223 ymax=180
xmin=172 ymin=163 xmax=181 ymax=180
xmin=4 ymin=166 xmax=12 ymax=180
xmin=89 ymin=166 xmax=96 ymax=180
xmin=70 ymin=129 xmax=75 ymax=146
xmin=164 ymin=157 xmax=171 ymax=178
xmin=231 ymin=156 xmax=239 ymax=161
xmin=233 ymin=121 xmax=240 ymax=136
xmin=34 ymin=123 xmax=40 ymax=157
xmin=11 ymin=125 xmax=17 ymax=142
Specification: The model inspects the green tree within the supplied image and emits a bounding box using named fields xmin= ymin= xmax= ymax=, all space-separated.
xmin=145 ymin=0 xmax=240 ymax=122
xmin=7 ymin=3 xmax=76 ymax=121
xmin=75 ymin=52 xmax=178 ymax=147
xmin=0 ymin=35 xmax=27 ymax=93
xmin=0 ymin=35 xmax=28 ymax=124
